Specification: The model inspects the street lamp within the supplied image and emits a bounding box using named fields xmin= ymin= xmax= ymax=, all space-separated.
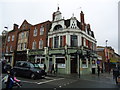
xmin=106 ymin=40 xmax=108 ymax=48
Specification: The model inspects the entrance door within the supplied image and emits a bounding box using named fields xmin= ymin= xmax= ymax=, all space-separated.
xmin=71 ymin=57 xmax=77 ymax=73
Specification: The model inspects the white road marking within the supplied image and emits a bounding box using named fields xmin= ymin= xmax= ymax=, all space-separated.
xmin=21 ymin=80 xmax=38 ymax=84
xmin=37 ymin=78 xmax=64 ymax=84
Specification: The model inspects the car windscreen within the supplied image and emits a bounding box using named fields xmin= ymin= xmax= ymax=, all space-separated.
xmin=29 ymin=63 xmax=34 ymax=68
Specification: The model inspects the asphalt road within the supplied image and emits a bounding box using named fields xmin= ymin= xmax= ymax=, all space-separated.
xmin=1 ymin=73 xmax=120 ymax=89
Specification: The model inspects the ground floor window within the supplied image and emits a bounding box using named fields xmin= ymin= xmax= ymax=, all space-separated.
xmin=82 ymin=59 xmax=88 ymax=68
xmin=56 ymin=58 xmax=65 ymax=68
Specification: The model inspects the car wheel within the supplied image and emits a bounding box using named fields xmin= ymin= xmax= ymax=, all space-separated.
xmin=30 ymin=73 xmax=35 ymax=79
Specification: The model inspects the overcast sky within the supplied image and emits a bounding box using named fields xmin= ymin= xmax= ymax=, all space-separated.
xmin=0 ymin=0 xmax=119 ymax=54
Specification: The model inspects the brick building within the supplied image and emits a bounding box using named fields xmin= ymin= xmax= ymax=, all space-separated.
xmin=97 ymin=46 xmax=120 ymax=72
xmin=28 ymin=21 xmax=51 ymax=63
xmin=1 ymin=30 xmax=8 ymax=60
xmin=15 ymin=20 xmax=32 ymax=62
xmin=4 ymin=24 xmax=19 ymax=65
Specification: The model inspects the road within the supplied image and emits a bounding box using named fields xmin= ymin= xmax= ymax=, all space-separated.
xmin=1 ymin=73 xmax=120 ymax=89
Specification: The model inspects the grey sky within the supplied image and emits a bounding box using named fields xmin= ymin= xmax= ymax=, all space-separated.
xmin=0 ymin=0 xmax=119 ymax=54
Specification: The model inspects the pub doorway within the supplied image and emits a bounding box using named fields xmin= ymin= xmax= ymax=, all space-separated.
xmin=71 ymin=55 xmax=77 ymax=73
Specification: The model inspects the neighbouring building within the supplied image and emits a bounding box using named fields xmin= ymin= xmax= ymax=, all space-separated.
xmin=16 ymin=20 xmax=32 ymax=62
xmin=4 ymin=24 xmax=19 ymax=66
xmin=1 ymin=30 xmax=8 ymax=60
xmin=28 ymin=21 xmax=51 ymax=64
xmin=97 ymin=46 xmax=120 ymax=72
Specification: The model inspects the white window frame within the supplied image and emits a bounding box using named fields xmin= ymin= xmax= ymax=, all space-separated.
xmin=8 ymin=36 xmax=10 ymax=42
xmin=23 ymin=43 xmax=27 ymax=50
xmin=39 ymin=40 xmax=43 ymax=49
xmin=12 ymin=35 xmax=14 ymax=41
xmin=40 ymin=26 xmax=44 ymax=35
xmin=33 ymin=27 xmax=37 ymax=36
xmin=32 ymin=41 xmax=36 ymax=49
xmin=21 ymin=32 xmax=24 ymax=39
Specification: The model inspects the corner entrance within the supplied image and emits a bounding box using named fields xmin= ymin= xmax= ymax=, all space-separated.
xmin=71 ymin=56 xmax=77 ymax=73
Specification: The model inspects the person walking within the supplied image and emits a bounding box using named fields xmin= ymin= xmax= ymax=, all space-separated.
xmin=113 ymin=67 xmax=119 ymax=84
xmin=44 ymin=64 xmax=46 ymax=71
xmin=6 ymin=70 xmax=15 ymax=90
xmin=97 ymin=65 xmax=100 ymax=77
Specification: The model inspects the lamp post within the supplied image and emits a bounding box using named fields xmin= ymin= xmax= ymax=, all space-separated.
xmin=78 ymin=46 xmax=83 ymax=78
xmin=105 ymin=40 xmax=110 ymax=72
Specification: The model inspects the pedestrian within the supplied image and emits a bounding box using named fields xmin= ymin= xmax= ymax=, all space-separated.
xmin=51 ymin=64 xmax=54 ymax=74
xmin=6 ymin=70 xmax=15 ymax=90
xmin=113 ymin=67 xmax=119 ymax=84
xmin=97 ymin=65 xmax=100 ymax=77
xmin=44 ymin=64 xmax=46 ymax=71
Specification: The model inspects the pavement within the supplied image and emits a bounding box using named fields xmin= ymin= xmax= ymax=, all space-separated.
xmin=47 ymin=72 xmax=116 ymax=84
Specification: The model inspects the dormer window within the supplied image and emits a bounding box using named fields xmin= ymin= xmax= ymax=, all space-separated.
xmin=71 ymin=21 xmax=76 ymax=29
xmin=89 ymin=31 xmax=92 ymax=36
xmin=53 ymin=25 xmax=63 ymax=31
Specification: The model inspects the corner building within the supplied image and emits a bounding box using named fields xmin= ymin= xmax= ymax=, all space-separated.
xmin=47 ymin=8 xmax=97 ymax=75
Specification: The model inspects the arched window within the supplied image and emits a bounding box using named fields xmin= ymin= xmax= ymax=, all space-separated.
xmin=53 ymin=25 xmax=63 ymax=31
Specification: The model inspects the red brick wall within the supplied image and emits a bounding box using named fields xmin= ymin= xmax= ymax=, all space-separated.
xmin=28 ymin=21 xmax=51 ymax=50
xmin=5 ymin=30 xmax=18 ymax=53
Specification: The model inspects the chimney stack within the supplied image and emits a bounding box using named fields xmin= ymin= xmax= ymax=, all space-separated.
xmin=80 ymin=11 xmax=85 ymax=30
xmin=80 ymin=11 xmax=85 ymax=23
xmin=87 ymin=24 xmax=91 ymax=31
xmin=13 ymin=24 xmax=19 ymax=30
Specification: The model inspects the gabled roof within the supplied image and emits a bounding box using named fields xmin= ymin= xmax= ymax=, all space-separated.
xmin=64 ymin=19 xmax=81 ymax=29
xmin=19 ymin=19 xmax=32 ymax=30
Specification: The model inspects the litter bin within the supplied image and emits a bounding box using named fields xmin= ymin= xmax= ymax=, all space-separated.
xmin=92 ymin=68 xmax=95 ymax=74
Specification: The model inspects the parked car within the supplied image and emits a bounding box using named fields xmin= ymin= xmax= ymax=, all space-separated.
xmin=13 ymin=61 xmax=47 ymax=79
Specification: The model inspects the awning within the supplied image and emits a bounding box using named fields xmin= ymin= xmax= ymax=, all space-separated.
xmin=110 ymin=57 xmax=118 ymax=63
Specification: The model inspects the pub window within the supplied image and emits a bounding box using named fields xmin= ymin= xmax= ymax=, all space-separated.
xmin=54 ymin=36 xmax=59 ymax=48
xmin=60 ymin=36 xmax=63 ymax=47
xmin=56 ymin=58 xmax=65 ymax=68
xmin=71 ymin=35 xmax=78 ymax=47
xmin=82 ymin=59 xmax=88 ymax=68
